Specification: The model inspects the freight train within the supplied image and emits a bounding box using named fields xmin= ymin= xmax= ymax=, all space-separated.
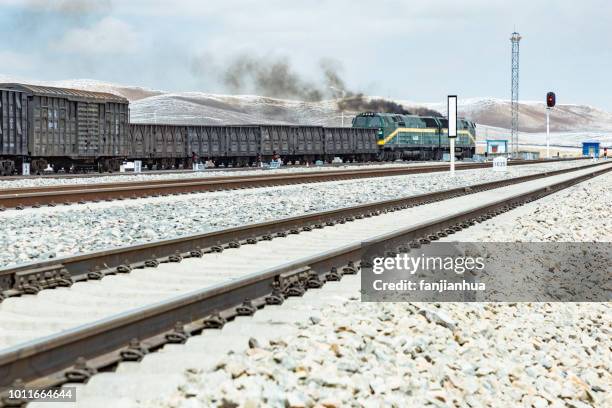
xmin=0 ymin=83 xmax=476 ymax=175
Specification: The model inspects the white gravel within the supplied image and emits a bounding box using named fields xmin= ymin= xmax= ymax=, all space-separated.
xmin=0 ymin=160 xmax=596 ymax=269
xmin=0 ymin=162 xmax=428 ymax=189
xmin=179 ymin=302 xmax=610 ymax=408
xmin=439 ymin=170 xmax=612 ymax=242
xmin=149 ymin=169 xmax=611 ymax=408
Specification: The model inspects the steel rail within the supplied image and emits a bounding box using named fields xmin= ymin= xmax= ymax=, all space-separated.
xmin=0 ymin=161 xmax=608 ymax=402
xmin=0 ymin=158 xmax=582 ymax=183
xmin=0 ymin=158 xmax=585 ymax=210
xmin=0 ymin=161 xmax=606 ymax=298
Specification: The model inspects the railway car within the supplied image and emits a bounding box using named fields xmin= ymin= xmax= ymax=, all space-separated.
xmin=129 ymin=123 xmax=378 ymax=168
xmin=1 ymin=83 xmax=476 ymax=174
xmin=324 ymin=127 xmax=378 ymax=162
xmin=352 ymin=112 xmax=476 ymax=160
xmin=0 ymin=87 xmax=28 ymax=175
xmin=0 ymin=83 xmax=129 ymax=174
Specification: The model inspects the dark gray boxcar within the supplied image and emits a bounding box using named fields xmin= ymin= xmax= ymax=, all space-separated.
xmin=160 ymin=125 xmax=187 ymax=158
xmin=0 ymin=83 xmax=129 ymax=158
xmin=129 ymin=124 xmax=187 ymax=159
xmin=128 ymin=123 xmax=148 ymax=158
xmin=259 ymin=125 xmax=293 ymax=156
xmin=185 ymin=126 xmax=227 ymax=159
xmin=0 ymin=88 xmax=28 ymax=156
xmin=323 ymin=127 xmax=353 ymax=155
xmin=293 ymin=126 xmax=324 ymax=157
xmin=352 ymin=128 xmax=378 ymax=153
xmin=226 ymin=126 xmax=260 ymax=158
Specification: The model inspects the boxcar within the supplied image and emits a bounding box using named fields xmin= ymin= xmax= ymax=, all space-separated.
xmin=225 ymin=126 xmax=260 ymax=165
xmin=184 ymin=125 xmax=227 ymax=162
xmin=0 ymin=83 xmax=129 ymax=173
xmin=0 ymin=88 xmax=28 ymax=175
xmin=323 ymin=127 xmax=352 ymax=158
xmin=291 ymin=126 xmax=324 ymax=163
xmin=259 ymin=125 xmax=293 ymax=159
xmin=128 ymin=124 xmax=191 ymax=169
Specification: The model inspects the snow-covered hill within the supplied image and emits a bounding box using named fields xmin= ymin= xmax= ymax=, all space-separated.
xmin=411 ymin=97 xmax=612 ymax=133
xmin=475 ymin=124 xmax=611 ymax=148
xmin=129 ymin=93 xmax=346 ymax=125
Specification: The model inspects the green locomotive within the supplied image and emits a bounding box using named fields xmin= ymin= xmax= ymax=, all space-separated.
xmin=352 ymin=112 xmax=476 ymax=161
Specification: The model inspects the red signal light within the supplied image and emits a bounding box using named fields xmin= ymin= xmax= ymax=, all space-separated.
xmin=546 ymin=92 xmax=556 ymax=108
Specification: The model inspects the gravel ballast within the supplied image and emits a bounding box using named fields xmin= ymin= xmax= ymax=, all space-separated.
xmin=156 ymin=171 xmax=611 ymax=408
xmin=0 ymin=160 xmax=597 ymax=268
xmin=0 ymin=163 xmax=424 ymax=189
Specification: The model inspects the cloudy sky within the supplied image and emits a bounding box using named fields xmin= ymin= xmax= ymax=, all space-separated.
xmin=0 ymin=0 xmax=610 ymax=109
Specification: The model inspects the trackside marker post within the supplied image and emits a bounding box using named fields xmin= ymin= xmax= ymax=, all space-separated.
xmin=448 ymin=95 xmax=457 ymax=176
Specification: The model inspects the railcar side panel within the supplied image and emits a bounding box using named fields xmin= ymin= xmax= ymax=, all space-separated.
xmin=98 ymin=103 xmax=129 ymax=157
xmin=227 ymin=126 xmax=259 ymax=157
xmin=260 ymin=125 xmax=292 ymax=156
xmin=29 ymin=96 xmax=78 ymax=157
xmin=352 ymin=128 xmax=378 ymax=154
xmin=323 ymin=127 xmax=352 ymax=155
xmin=0 ymin=89 xmax=28 ymax=156
xmin=203 ymin=126 xmax=227 ymax=158
xmin=128 ymin=124 xmax=146 ymax=158
xmin=293 ymin=126 xmax=324 ymax=157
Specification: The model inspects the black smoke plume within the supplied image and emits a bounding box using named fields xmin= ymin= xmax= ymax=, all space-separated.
xmin=223 ymin=55 xmax=323 ymax=102
xmin=411 ymin=107 xmax=444 ymax=117
xmin=221 ymin=55 xmax=442 ymax=116
xmin=337 ymin=94 xmax=412 ymax=115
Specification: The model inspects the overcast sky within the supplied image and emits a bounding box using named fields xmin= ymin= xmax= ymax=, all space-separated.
xmin=0 ymin=0 xmax=610 ymax=110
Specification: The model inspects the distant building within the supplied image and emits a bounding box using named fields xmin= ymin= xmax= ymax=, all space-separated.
xmin=486 ymin=139 xmax=508 ymax=154
xmin=582 ymin=142 xmax=600 ymax=157
xmin=516 ymin=151 xmax=540 ymax=160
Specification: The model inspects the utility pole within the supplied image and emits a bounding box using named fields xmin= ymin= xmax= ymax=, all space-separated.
xmin=510 ymin=32 xmax=522 ymax=158
xmin=546 ymin=92 xmax=556 ymax=159
xmin=546 ymin=108 xmax=550 ymax=158
xmin=448 ymin=95 xmax=457 ymax=176
xmin=330 ymin=86 xmax=346 ymax=127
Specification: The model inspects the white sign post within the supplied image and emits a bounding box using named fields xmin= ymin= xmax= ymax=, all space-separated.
xmin=546 ymin=107 xmax=551 ymax=159
xmin=493 ymin=156 xmax=508 ymax=171
xmin=22 ymin=163 xmax=30 ymax=176
xmin=447 ymin=95 xmax=457 ymax=176
xmin=134 ymin=160 xmax=142 ymax=173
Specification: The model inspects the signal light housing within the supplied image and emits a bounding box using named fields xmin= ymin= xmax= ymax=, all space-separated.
xmin=546 ymin=92 xmax=556 ymax=108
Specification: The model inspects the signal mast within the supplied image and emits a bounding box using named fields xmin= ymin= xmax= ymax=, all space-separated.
xmin=546 ymin=92 xmax=556 ymax=158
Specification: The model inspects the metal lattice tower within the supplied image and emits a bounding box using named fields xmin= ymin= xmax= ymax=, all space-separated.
xmin=510 ymin=31 xmax=522 ymax=156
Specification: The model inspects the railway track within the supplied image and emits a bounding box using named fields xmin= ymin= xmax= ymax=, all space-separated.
xmin=0 ymin=161 xmax=609 ymax=405
xmin=0 ymin=159 xmax=605 ymax=297
xmin=0 ymin=162 xmax=417 ymax=181
xmin=0 ymin=158 xmax=584 ymax=210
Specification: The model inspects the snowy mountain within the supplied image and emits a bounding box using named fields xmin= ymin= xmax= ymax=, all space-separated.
xmin=411 ymin=97 xmax=612 ymax=133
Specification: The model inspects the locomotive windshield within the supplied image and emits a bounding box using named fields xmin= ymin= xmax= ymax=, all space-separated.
xmin=353 ymin=116 xmax=382 ymax=128
xmin=421 ymin=118 xmax=439 ymax=128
